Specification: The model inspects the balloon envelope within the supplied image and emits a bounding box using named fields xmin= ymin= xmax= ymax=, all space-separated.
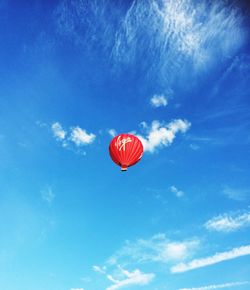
xmin=109 ymin=133 xmax=144 ymax=171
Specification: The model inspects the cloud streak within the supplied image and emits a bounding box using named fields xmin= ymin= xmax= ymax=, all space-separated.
xmin=106 ymin=267 xmax=154 ymax=290
xmin=41 ymin=187 xmax=55 ymax=205
xmin=179 ymin=281 xmax=249 ymax=290
xmin=108 ymin=129 xmax=117 ymax=137
xmin=54 ymin=0 xmax=246 ymax=88
xmin=107 ymin=234 xmax=199 ymax=266
xmin=93 ymin=265 xmax=106 ymax=274
xmin=171 ymin=245 xmax=250 ymax=273
xmin=205 ymin=211 xmax=250 ymax=232
xmin=223 ymin=186 xmax=250 ymax=201
xmin=113 ymin=0 xmax=245 ymax=78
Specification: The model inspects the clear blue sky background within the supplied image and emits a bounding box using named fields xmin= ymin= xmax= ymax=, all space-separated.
xmin=0 ymin=1 xmax=250 ymax=290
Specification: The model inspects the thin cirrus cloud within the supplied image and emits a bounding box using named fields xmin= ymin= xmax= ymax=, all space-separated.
xmin=150 ymin=95 xmax=168 ymax=107
xmin=137 ymin=119 xmax=191 ymax=153
xmin=108 ymin=129 xmax=117 ymax=137
xmin=107 ymin=234 xmax=199 ymax=266
xmin=223 ymin=186 xmax=250 ymax=201
xmin=93 ymin=265 xmax=106 ymax=274
xmin=51 ymin=122 xmax=96 ymax=149
xmin=94 ymin=234 xmax=199 ymax=288
xmin=54 ymin=0 xmax=245 ymax=87
xmin=106 ymin=267 xmax=155 ymax=290
xmin=41 ymin=186 xmax=55 ymax=205
xmin=179 ymin=281 xmax=249 ymax=290
xmin=110 ymin=0 xmax=246 ymax=77
xmin=170 ymin=185 xmax=184 ymax=197
xmin=51 ymin=122 xmax=66 ymax=140
xmin=171 ymin=245 xmax=250 ymax=273
xmin=204 ymin=211 xmax=250 ymax=232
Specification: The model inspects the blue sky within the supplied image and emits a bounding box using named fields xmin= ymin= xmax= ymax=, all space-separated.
xmin=0 ymin=0 xmax=250 ymax=290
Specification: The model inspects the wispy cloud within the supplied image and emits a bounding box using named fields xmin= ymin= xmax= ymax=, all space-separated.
xmin=223 ymin=186 xmax=250 ymax=201
xmin=51 ymin=122 xmax=96 ymax=152
xmin=107 ymin=234 xmax=199 ymax=266
xmin=51 ymin=122 xmax=66 ymax=140
xmin=210 ymin=54 xmax=250 ymax=100
xmin=150 ymin=94 xmax=168 ymax=107
xmin=70 ymin=288 xmax=85 ymax=290
xmin=170 ymin=185 xmax=184 ymax=197
xmin=189 ymin=144 xmax=200 ymax=150
xmin=112 ymin=0 xmax=245 ymax=76
xmin=93 ymin=234 xmax=199 ymax=289
xmin=179 ymin=281 xmax=249 ymax=290
xmin=93 ymin=265 xmax=106 ymax=274
xmin=108 ymin=129 xmax=117 ymax=137
xmin=137 ymin=119 xmax=191 ymax=153
xmin=171 ymin=245 xmax=250 ymax=273
xmin=106 ymin=267 xmax=154 ymax=290
xmin=70 ymin=126 xmax=96 ymax=146
xmin=41 ymin=187 xmax=55 ymax=205
xmin=205 ymin=211 xmax=250 ymax=232
xmin=54 ymin=0 xmax=246 ymax=88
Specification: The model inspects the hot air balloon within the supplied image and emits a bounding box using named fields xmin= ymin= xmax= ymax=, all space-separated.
xmin=109 ymin=133 xmax=144 ymax=171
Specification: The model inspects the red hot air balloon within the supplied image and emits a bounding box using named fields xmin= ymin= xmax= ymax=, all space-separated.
xmin=109 ymin=134 xmax=144 ymax=171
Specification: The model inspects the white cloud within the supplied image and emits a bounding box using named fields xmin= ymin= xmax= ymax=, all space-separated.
xmin=223 ymin=186 xmax=250 ymax=201
xmin=54 ymin=0 xmax=245 ymax=92
xmin=137 ymin=119 xmax=191 ymax=153
xmin=179 ymin=281 xmax=249 ymax=290
xmin=160 ymin=241 xmax=194 ymax=261
xmin=70 ymin=126 xmax=96 ymax=146
xmin=107 ymin=234 xmax=199 ymax=266
xmin=106 ymin=268 xmax=154 ymax=290
xmin=110 ymin=0 xmax=245 ymax=76
xmin=41 ymin=187 xmax=55 ymax=205
xmin=70 ymin=288 xmax=85 ymax=290
xmin=80 ymin=277 xmax=91 ymax=283
xmin=108 ymin=129 xmax=117 ymax=137
xmin=51 ymin=122 xmax=96 ymax=152
xmin=170 ymin=185 xmax=184 ymax=197
xmin=189 ymin=144 xmax=199 ymax=150
xmin=36 ymin=120 xmax=47 ymax=128
xmin=205 ymin=211 xmax=250 ymax=232
xmin=150 ymin=95 xmax=168 ymax=107
xmin=93 ymin=265 xmax=106 ymax=274
xmin=171 ymin=245 xmax=250 ymax=273
xmin=51 ymin=122 xmax=66 ymax=140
